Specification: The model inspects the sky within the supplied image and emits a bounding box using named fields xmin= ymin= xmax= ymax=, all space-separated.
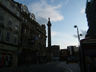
xmin=15 ymin=0 xmax=88 ymax=49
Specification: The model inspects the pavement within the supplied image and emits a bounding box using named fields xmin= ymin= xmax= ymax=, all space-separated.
xmin=0 ymin=61 xmax=80 ymax=72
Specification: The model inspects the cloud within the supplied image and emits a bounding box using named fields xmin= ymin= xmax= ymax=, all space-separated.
xmin=36 ymin=16 xmax=47 ymax=25
xmin=28 ymin=0 xmax=64 ymax=23
xmin=80 ymin=8 xmax=85 ymax=14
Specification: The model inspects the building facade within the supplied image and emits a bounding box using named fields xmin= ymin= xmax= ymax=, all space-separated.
xmin=0 ymin=0 xmax=47 ymax=67
xmin=0 ymin=0 xmax=21 ymax=67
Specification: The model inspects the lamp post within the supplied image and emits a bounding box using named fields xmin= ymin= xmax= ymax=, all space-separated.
xmin=74 ymin=25 xmax=85 ymax=72
xmin=74 ymin=25 xmax=81 ymax=44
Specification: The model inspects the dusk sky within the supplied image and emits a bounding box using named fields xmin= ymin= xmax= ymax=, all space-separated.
xmin=15 ymin=0 xmax=88 ymax=49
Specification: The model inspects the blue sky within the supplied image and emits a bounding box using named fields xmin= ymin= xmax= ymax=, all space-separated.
xmin=15 ymin=0 xmax=88 ymax=49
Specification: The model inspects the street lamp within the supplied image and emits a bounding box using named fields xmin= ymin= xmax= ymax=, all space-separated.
xmin=74 ymin=25 xmax=85 ymax=72
xmin=74 ymin=25 xmax=81 ymax=44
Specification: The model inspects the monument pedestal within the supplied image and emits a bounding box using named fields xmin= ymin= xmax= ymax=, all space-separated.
xmin=81 ymin=38 xmax=96 ymax=56
xmin=80 ymin=38 xmax=96 ymax=72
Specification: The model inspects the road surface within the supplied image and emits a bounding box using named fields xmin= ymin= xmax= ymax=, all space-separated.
xmin=0 ymin=61 xmax=80 ymax=72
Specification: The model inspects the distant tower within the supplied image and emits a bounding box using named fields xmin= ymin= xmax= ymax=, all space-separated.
xmin=47 ymin=18 xmax=52 ymax=48
xmin=86 ymin=0 xmax=96 ymax=38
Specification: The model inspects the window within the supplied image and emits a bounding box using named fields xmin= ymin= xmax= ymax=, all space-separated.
xmin=0 ymin=30 xmax=1 ymax=41
xmin=24 ymin=29 xmax=27 ymax=34
xmin=0 ymin=16 xmax=4 ymax=21
xmin=14 ymin=37 xmax=17 ymax=44
xmin=13 ymin=35 xmax=17 ymax=44
xmin=0 ymin=54 xmax=2 ymax=66
xmin=6 ymin=32 xmax=10 ymax=41
xmin=0 ymin=15 xmax=4 ymax=28
xmin=14 ymin=25 xmax=19 ymax=34
xmin=14 ymin=25 xmax=18 ymax=31
xmin=0 ymin=23 xmax=4 ymax=28
xmin=7 ymin=20 xmax=12 ymax=30
xmin=8 ymin=20 xmax=12 ymax=26
xmin=39 ymin=34 xmax=41 ymax=38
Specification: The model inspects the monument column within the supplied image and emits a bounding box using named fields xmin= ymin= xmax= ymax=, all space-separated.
xmin=47 ymin=18 xmax=52 ymax=61
xmin=47 ymin=18 xmax=51 ymax=48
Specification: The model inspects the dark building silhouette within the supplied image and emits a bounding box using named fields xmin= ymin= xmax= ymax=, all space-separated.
xmin=80 ymin=1 xmax=96 ymax=71
xmin=60 ymin=49 xmax=68 ymax=61
xmin=51 ymin=45 xmax=60 ymax=61
xmin=51 ymin=45 xmax=60 ymax=57
xmin=86 ymin=0 xmax=96 ymax=38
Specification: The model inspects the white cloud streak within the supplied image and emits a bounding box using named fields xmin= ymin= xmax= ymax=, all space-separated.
xmin=80 ymin=8 xmax=85 ymax=14
xmin=28 ymin=0 xmax=64 ymax=22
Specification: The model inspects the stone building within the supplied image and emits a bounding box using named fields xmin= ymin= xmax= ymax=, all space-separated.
xmin=67 ymin=46 xmax=79 ymax=63
xmin=20 ymin=11 xmax=47 ymax=64
xmin=0 ymin=0 xmax=21 ymax=67
xmin=60 ymin=49 xmax=68 ymax=61
xmin=51 ymin=45 xmax=60 ymax=57
xmin=51 ymin=45 xmax=60 ymax=61
xmin=0 ymin=0 xmax=47 ymax=67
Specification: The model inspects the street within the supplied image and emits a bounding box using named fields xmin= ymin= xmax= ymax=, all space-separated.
xmin=0 ymin=61 xmax=80 ymax=72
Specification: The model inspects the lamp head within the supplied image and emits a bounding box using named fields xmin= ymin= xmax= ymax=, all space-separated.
xmin=74 ymin=25 xmax=77 ymax=28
